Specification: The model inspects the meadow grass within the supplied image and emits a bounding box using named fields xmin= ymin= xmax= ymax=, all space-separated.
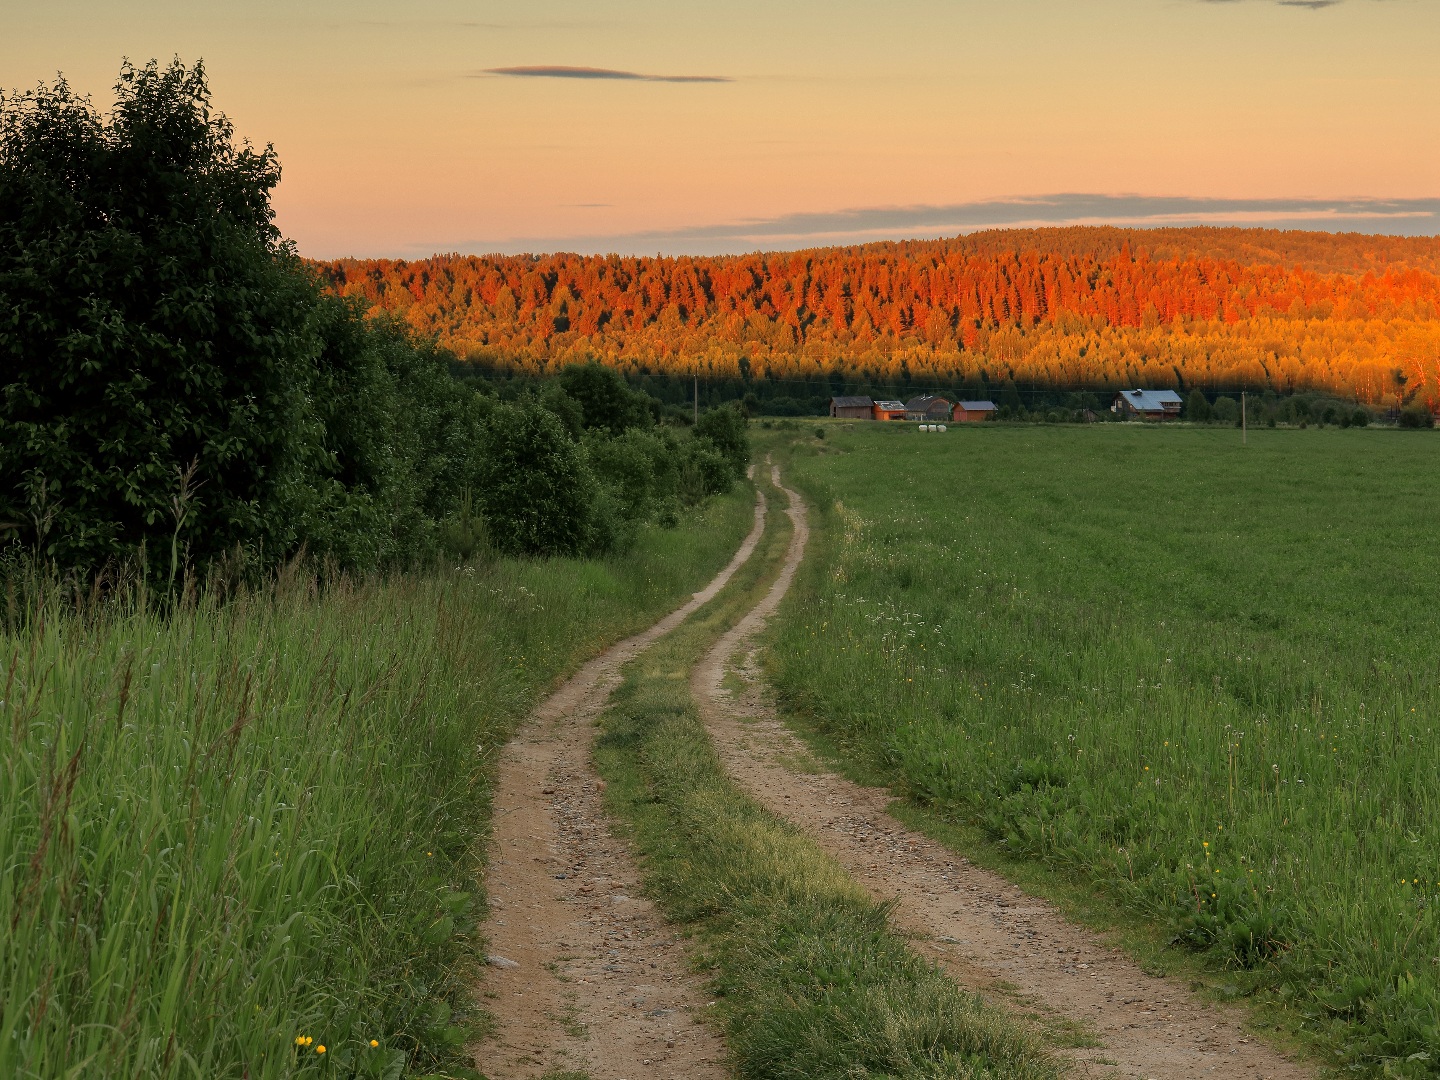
xmin=594 ymin=475 xmax=1062 ymax=1080
xmin=765 ymin=421 xmax=1440 ymax=1077
xmin=0 ymin=492 xmax=753 ymax=1080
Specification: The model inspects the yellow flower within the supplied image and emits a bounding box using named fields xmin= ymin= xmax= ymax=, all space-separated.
xmin=295 ymin=1036 xmax=306 ymax=1046
xmin=370 ymin=1040 xmax=379 ymax=1048
xmin=304 ymin=1037 xmax=312 ymax=1046
xmin=1202 ymin=842 xmax=1209 ymax=847
xmin=316 ymin=1045 xmax=326 ymax=1055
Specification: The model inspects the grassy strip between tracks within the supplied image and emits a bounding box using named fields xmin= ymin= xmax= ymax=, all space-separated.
xmin=593 ymin=474 xmax=1061 ymax=1080
xmin=0 ymin=490 xmax=754 ymax=1080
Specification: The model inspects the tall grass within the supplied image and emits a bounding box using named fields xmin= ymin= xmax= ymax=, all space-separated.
xmin=0 ymin=492 xmax=753 ymax=1079
xmin=768 ymin=424 xmax=1440 ymax=1077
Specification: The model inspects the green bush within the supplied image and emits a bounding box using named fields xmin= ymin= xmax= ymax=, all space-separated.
xmin=1398 ymin=404 xmax=1433 ymax=429
xmin=695 ymin=402 xmax=751 ymax=476
xmin=1186 ymin=390 xmax=1212 ymax=422
xmin=476 ymin=400 xmax=598 ymax=556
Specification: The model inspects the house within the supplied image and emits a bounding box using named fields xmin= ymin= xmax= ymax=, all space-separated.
xmin=952 ymin=400 xmax=997 ymax=422
xmin=905 ymin=395 xmax=954 ymax=422
xmin=873 ymin=400 xmax=907 ymax=421
xmin=1112 ymin=388 xmax=1183 ymax=420
xmin=829 ymin=395 xmax=875 ymax=419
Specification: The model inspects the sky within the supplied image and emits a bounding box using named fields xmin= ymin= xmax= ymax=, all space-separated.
xmin=4 ymin=0 xmax=1438 ymax=258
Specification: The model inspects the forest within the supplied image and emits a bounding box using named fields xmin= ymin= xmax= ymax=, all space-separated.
xmin=318 ymin=230 xmax=1440 ymax=408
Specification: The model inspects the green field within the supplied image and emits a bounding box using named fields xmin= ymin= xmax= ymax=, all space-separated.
xmin=0 ymin=493 xmax=753 ymax=1079
xmin=767 ymin=422 xmax=1440 ymax=1075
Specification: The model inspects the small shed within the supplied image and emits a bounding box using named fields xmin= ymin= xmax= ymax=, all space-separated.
xmin=830 ymin=395 xmax=875 ymax=419
xmin=905 ymin=394 xmax=954 ymax=422
xmin=953 ymin=400 xmax=997 ymax=422
xmin=873 ymin=400 xmax=907 ymax=421
xmin=1112 ymin=388 xmax=1182 ymax=420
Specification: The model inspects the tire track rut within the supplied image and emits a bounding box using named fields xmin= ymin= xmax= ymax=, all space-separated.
xmin=474 ymin=488 xmax=768 ymax=1080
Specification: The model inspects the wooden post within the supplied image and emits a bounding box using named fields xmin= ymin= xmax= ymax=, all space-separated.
xmin=1242 ymin=391 xmax=1247 ymax=445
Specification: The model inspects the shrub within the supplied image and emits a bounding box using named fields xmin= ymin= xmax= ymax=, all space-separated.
xmin=1398 ymin=404 xmax=1434 ymax=429
xmin=1186 ymin=390 xmax=1212 ymax=422
xmin=694 ymin=403 xmax=750 ymax=477
xmin=1212 ymin=396 xmax=1240 ymax=423
xmin=476 ymin=401 xmax=597 ymax=556
xmin=556 ymin=361 xmax=656 ymax=435
xmin=1352 ymin=408 xmax=1370 ymax=428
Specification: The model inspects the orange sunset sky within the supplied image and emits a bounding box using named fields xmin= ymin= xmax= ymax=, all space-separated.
xmin=4 ymin=0 xmax=1437 ymax=257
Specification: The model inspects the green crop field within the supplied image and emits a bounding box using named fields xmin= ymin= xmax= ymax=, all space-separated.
xmin=767 ymin=422 xmax=1440 ymax=1076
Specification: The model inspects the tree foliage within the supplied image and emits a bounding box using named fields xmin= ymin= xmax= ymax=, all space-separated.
xmin=0 ymin=59 xmax=318 ymax=569
xmin=318 ymin=231 xmax=1440 ymax=408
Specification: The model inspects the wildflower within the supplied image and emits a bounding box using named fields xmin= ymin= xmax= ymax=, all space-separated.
xmin=370 ymin=1039 xmax=380 ymax=1048
xmin=316 ymin=1045 xmax=326 ymax=1055
xmin=295 ymin=1036 xmax=306 ymax=1046
xmin=1203 ymin=842 xmax=1209 ymax=848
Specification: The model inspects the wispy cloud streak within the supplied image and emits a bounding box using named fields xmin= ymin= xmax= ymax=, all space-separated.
xmin=407 ymin=195 xmax=1440 ymax=259
xmin=482 ymin=65 xmax=731 ymax=83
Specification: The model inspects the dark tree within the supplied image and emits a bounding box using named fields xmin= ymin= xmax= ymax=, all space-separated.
xmin=556 ymin=361 xmax=654 ymax=436
xmin=0 ymin=59 xmax=320 ymax=570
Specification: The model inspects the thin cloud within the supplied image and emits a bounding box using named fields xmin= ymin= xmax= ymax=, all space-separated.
xmin=404 ymin=195 xmax=1440 ymax=259
xmin=482 ymin=65 xmax=731 ymax=83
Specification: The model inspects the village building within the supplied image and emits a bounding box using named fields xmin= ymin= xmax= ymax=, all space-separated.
xmin=1112 ymin=388 xmax=1183 ymax=420
xmin=829 ymin=395 xmax=875 ymax=419
xmin=905 ymin=395 xmax=953 ymax=422
xmin=952 ymin=400 xmax=997 ymax=422
xmin=872 ymin=400 xmax=907 ymax=421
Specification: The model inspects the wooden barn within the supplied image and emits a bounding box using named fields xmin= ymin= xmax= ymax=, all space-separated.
xmin=873 ymin=400 xmax=907 ymax=421
xmin=905 ymin=395 xmax=953 ymax=422
xmin=952 ymin=400 xmax=997 ymax=422
xmin=830 ymin=395 xmax=875 ymax=419
xmin=1112 ymin=388 xmax=1183 ymax=420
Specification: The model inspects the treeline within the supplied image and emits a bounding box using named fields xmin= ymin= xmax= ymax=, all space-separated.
xmin=317 ymin=230 xmax=1440 ymax=408
xmin=0 ymin=61 xmax=746 ymax=578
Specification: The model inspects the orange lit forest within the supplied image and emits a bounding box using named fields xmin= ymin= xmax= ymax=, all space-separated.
xmin=318 ymin=227 xmax=1440 ymax=407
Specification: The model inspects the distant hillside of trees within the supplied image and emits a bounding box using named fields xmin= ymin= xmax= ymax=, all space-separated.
xmin=317 ymin=229 xmax=1440 ymax=408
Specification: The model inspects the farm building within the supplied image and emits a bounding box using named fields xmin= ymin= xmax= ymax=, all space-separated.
xmin=952 ymin=400 xmax=997 ymax=422
xmin=873 ymin=400 xmax=906 ymax=420
xmin=905 ymin=395 xmax=954 ymax=422
xmin=830 ymin=395 xmax=875 ymax=419
xmin=1112 ymin=388 xmax=1183 ymax=420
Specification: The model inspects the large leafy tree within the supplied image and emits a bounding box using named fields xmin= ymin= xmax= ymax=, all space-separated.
xmin=0 ymin=59 xmax=321 ymax=570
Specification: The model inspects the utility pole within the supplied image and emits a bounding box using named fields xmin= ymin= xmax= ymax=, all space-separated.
xmin=1242 ymin=390 xmax=1247 ymax=445
xmin=694 ymin=370 xmax=699 ymax=424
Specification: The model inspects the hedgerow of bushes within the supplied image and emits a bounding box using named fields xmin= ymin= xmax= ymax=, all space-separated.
xmin=0 ymin=59 xmax=747 ymax=579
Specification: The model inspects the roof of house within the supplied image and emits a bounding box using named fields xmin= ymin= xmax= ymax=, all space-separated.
xmin=830 ymin=396 xmax=875 ymax=409
xmin=874 ymin=400 xmax=906 ymax=410
xmin=956 ymin=400 xmax=997 ymax=411
xmin=905 ymin=394 xmax=953 ymax=410
xmin=1116 ymin=388 xmax=1183 ymax=411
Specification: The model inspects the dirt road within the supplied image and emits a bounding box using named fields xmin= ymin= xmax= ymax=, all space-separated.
xmin=690 ymin=467 xmax=1314 ymax=1080
xmin=474 ymin=488 xmax=768 ymax=1080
